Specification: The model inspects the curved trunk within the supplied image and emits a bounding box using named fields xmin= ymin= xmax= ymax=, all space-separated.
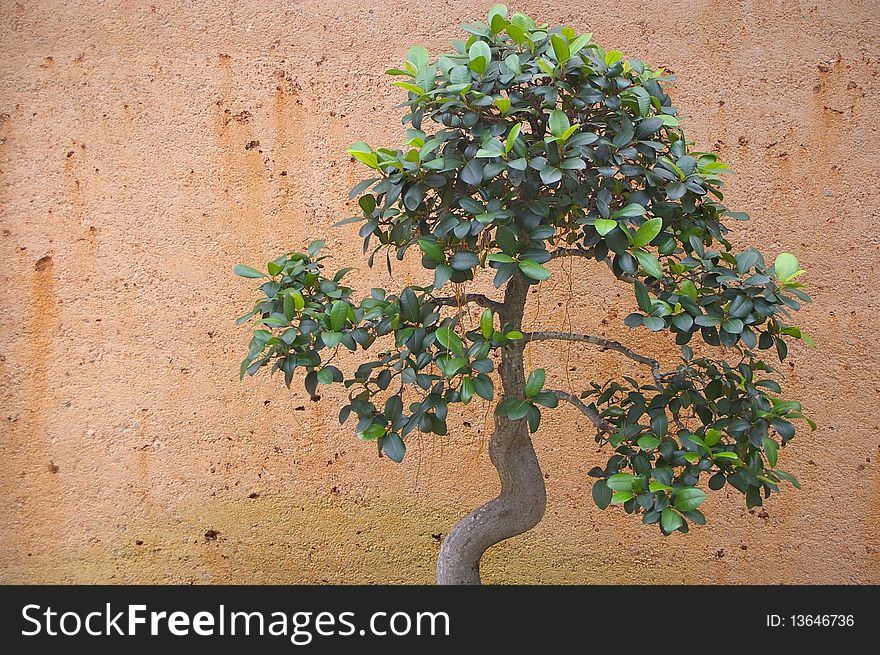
xmin=436 ymin=276 xmax=546 ymax=585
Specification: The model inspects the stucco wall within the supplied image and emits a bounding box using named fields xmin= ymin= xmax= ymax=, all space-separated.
xmin=1 ymin=0 xmax=878 ymax=584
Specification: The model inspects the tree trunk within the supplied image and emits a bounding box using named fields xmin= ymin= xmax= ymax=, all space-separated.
xmin=436 ymin=275 xmax=546 ymax=584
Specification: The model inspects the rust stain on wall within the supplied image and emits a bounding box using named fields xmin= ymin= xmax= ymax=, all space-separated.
xmin=4 ymin=253 xmax=67 ymax=563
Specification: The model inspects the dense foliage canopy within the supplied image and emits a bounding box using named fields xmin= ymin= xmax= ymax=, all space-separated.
xmin=235 ymin=6 xmax=814 ymax=535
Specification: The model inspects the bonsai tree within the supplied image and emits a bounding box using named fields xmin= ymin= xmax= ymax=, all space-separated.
xmin=234 ymin=6 xmax=815 ymax=584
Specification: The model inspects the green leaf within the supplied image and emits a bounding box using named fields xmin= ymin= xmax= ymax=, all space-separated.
xmin=460 ymin=377 xmax=475 ymax=404
xmin=236 ymin=310 xmax=257 ymax=326
xmin=418 ymin=239 xmax=445 ymax=263
xmin=550 ymin=34 xmax=570 ymax=62
xmin=539 ymin=166 xmax=562 ymax=184
xmin=536 ymin=58 xmax=555 ymax=76
xmin=307 ymin=239 xmax=326 ymax=257
xmin=671 ymin=313 xmax=694 ymax=332
xmin=548 ymin=110 xmax=570 ymax=138
xmin=505 ymin=123 xmax=522 ymax=153
xmin=610 ymin=491 xmax=633 ymax=504
xmin=358 ymin=422 xmax=386 ymax=441
xmin=592 ymin=480 xmax=612 ymax=510
xmin=473 ymin=374 xmax=494 ymax=401
xmin=666 ymin=181 xmax=686 ymax=199
xmin=633 ymin=281 xmax=652 ymax=313
xmin=509 ymin=11 xmax=535 ymax=31
xmin=736 ymin=248 xmax=760 ymax=274
xmin=329 ymin=300 xmax=349 ymax=331
xmin=480 ymin=309 xmax=494 ymax=339
xmin=708 ymin=473 xmax=726 ymax=490
xmin=704 ymin=428 xmax=721 ymax=447
xmin=505 ymin=22 xmax=525 ymax=45
xmin=632 ymin=217 xmax=663 ymax=247
xmin=406 ymin=46 xmax=429 ymax=70
xmin=606 ymin=473 xmax=636 ymax=492
xmin=518 ymin=259 xmax=550 ymax=281
xmin=348 ymin=177 xmax=378 ymax=199
xmin=487 ymin=253 xmax=515 ymax=263
xmin=347 ymin=141 xmax=379 ymax=170
xmin=381 ymin=433 xmax=406 ymax=463
xmin=505 ymin=330 xmax=523 ymax=340
xmin=762 ymin=436 xmax=779 ymax=467
xmin=678 ymin=279 xmax=698 ymax=301
xmin=504 ymin=53 xmax=522 ymax=74
xmin=560 ymin=156 xmax=585 ymax=170
xmin=612 ymin=203 xmax=647 ymax=219
xmin=332 ymin=215 xmax=365 ymax=227
xmin=526 ymin=404 xmax=541 ymax=433
xmin=468 ymin=41 xmax=492 ymax=74
xmin=476 ymin=147 xmax=503 ymax=159
xmin=487 ymin=4 xmax=508 ymax=32
xmin=673 ymin=487 xmax=706 ymax=512
xmin=439 ymin=356 xmax=468 ymax=376
xmin=532 ymin=391 xmax=558 ymax=408
xmin=558 ymin=124 xmax=580 ymax=142
xmin=404 ymin=182 xmax=426 ymax=210
xmin=633 ymin=250 xmax=663 ymax=279
xmin=393 ymin=81 xmax=425 ymax=95
xmin=568 ymin=33 xmax=592 ymax=55
xmin=448 ymin=64 xmax=471 ymax=85
xmin=774 ymin=470 xmax=801 ymax=489
xmin=524 ymin=368 xmax=545 ymax=398
xmin=495 ymin=225 xmax=518 ymax=255
xmin=661 ymin=508 xmax=683 ymax=534
xmin=495 ymin=398 xmax=531 ymax=420
xmin=399 ymin=287 xmax=420 ymax=323
xmin=774 ymin=252 xmax=801 ymax=282
xmin=637 ymin=435 xmax=660 ymax=450
xmin=649 ymin=481 xmax=672 ymax=492
xmin=283 ymin=289 xmax=304 ymax=320
xmin=595 ymin=219 xmax=618 ymax=237
xmin=239 ymin=356 xmax=252 ymax=380
xmin=451 ymin=250 xmax=480 ymax=270
xmin=630 ymin=86 xmax=650 ymax=117
xmin=234 ymin=264 xmax=265 ymax=279
xmin=435 ymin=325 xmax=465 ymax=357
xmin=460 ymin=159 xmax=484 ymax=185
xmin=721 ymin=317 xmax=744 ymax=334
xmin=604 ymin=50 xmax=623 ymax=66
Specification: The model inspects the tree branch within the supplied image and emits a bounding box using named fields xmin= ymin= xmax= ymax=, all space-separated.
xmin=546 ymin=389 xmax=614 ymax=433
xmin=433 ymin=293 xmax=502 ymax=312
xmin=550 ymin=247 xmax=594 ymax=260
xmin=522 ymin=331 xmax=665 ymax=389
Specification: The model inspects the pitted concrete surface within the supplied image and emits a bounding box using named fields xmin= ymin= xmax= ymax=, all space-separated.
xmin=0 ymin=0 xmax=878 ymax=583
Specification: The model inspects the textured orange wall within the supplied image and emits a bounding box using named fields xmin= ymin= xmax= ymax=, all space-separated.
xmin=1 ymin=0 xmax=878 ymax=584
